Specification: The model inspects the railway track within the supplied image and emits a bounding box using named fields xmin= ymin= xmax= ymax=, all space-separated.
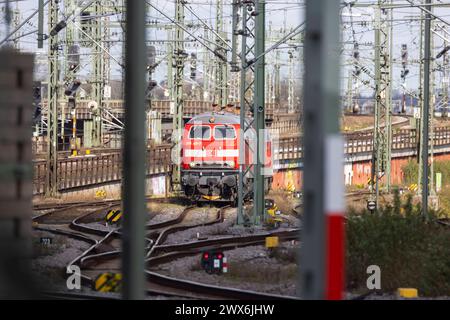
xmin=36 ymin=202 xmax=300 ymax=300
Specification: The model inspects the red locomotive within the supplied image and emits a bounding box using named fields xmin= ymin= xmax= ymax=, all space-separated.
xmin=180 ymin=111 xmax=273 ymax=204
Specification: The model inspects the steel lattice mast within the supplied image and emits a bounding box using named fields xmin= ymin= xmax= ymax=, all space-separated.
xmin=64 ymin=0 xmax=76 ymax=152
xmin=46 ymin=0 xmax=60 ymax=197
xmin=92 ymin=0 xmax=104 ymax=147
xmin=170 ymin=0 xmax=185 ymax=189
xmin=253 ymin=0 xmax=266 ymax=224
xmin=235 ymin=0 xmax=266 ymax=225
xmin=236 ymin=0 xmax=256 ymax=225
xmin=214 ymin=0 xmax=228 ymax=107
xmin=371 ymin=0 xmax=393 ymax=208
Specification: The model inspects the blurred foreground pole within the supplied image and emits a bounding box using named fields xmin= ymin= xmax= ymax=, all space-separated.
xmin=300 ymin=0 xmax=344 ymax=300
xmin=0 ymin=50 xmax=37 ymax=298
xmin=122 ymin=0 xmax=146 ymax=300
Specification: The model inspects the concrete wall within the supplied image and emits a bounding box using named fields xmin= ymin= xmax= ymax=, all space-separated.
xmin=272 ymin=169 xmax=303 ymax=191
xmin=271 ymin=151 xmax=450 ymax=191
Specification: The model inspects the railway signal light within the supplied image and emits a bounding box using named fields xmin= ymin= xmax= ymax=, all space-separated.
xmin=401 ymin=44 xmax=408 ymax=62
xmin=147 ymin=45 xmax=156 ymax=69
xmin=353 ymin=42 xmax=359 ymax=60
xmin=147 ymin=80 xmax=157 ymax=92
xmin=67 ymin=97 xmax=75 ymax=109
xmin=401 ymin=44 xmax=409 ymax=81
xmin=190 ymin=53 xmax=197 ymax=80
xmin=201 ymin=250 xmax=226 ymax=274
xmin=67 ymin=45 xmax=80 ymax=72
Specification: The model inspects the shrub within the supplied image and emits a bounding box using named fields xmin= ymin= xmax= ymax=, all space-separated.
xmin=401 ymin=160 xmax=418 ymax=185
xmin=402 ymin=159 xmax=450 ymax=187
xmin=346 ymin=204 xmax=450 ymax=296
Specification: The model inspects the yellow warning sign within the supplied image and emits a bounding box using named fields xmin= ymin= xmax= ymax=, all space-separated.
xmin=397 ymin=288 xmax=418 ymax=298
xmin=202 ymin=195 xmax=221 ymax=201
xmin=105 ymin=209 xmax=123 ymax=224
xmin=95 ymin=189 xmax=107 ymax=199
xmin=286 ymin=182 xmax=296 ymax=193
xmin=408 ymin=184 xmax=418 ymax=192
xmin=265 ymin=236 xmax=279 ymax=248
xmin=94 ymin=273 xmax=122 ymax=292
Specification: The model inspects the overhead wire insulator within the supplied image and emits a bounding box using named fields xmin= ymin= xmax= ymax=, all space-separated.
xmin=436 ymin=45 xmax=450 ymax=59
xmin=50 ymin=20 xmax=67 ymax=36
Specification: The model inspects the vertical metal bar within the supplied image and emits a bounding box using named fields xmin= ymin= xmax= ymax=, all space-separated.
xmin=37 ymin=0 xmax=44 ymax=48
xmin=46 ymin=0 xmax=59 ymax=197
xmin=371 ymin=0 xmax=392 ymax=209
xmin=237 ymin=2 xmax=247 ymax=225
xmin=215 ymin=0 xmax=227 ymax=106
xmin=371 ymin=6 xmax=381 ymax=207
xmin=274 ymin=49 xmax=280 ymax=105
xmin=418 ymin=8 xmax=424 ymax=193
xmin=122 ymin=0 xmax=146 ymax=300
xmin=443 ymin=26 xmax=449 ymax=113
xmin=301 ymin=0 xmax=342 ymax=300
xmin=171 ymin=0 xmax=185 ymax=189
xmin=385 ymin=4 xmax=393 ymax=192
xmin=92 ymin=0 xmax=103 ymax=147
xmin=288 ymin=50 xmax=294 ymax=113
xmin=422 ymin=0 xmax=432 ymax=218
xmin=202 ymin=27 xmax=210 ymax=100
xmin=429 ymin=18 xmax=435 ymax=196
xmin=231 ymin=0 xmax=239 ymax=71
xmin=253 ymin=0 xmax=265 ymax=225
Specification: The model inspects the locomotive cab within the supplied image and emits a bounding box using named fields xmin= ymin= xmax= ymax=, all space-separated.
xmin=180 ymin=111 xmax=272 ymax=203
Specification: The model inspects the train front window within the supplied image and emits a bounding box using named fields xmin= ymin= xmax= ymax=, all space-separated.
xmin=214 ymin=126 xmax=236 ymax=140
xmin=189 ymin=126 xmax=211 ymax=139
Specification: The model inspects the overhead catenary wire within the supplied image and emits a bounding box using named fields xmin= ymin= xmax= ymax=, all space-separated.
xmin=0 ymin=0 xmax=50 ymax=46
xmin=183 ymin=1 xmax=232 ymax=50
xmin=146 ymin=0 xmax=227 ymax=62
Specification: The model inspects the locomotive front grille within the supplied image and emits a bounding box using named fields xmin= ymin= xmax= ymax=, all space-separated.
xmin=189 ymin=160 xmax=236 ymax=169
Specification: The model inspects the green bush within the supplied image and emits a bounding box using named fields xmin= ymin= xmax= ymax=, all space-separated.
xmin=402 ymin=159 xmax=450 ymax=186
xmin=401 ymin=160 xmax=418 ymax=185
xmin=346 ymin=204 xmax=450 ymax=296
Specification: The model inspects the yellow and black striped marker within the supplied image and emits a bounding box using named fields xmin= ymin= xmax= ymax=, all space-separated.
xmin=94 ymin=273 xmax=122 ymax=292
xmin=105 ymin=209 xmax=123 ymax=224
xmin=408 ymin=184 xmax=418 ymax=192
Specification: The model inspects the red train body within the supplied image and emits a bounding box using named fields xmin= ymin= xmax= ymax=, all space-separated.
xmin=180 ymin=111 xmax=273 ymax=203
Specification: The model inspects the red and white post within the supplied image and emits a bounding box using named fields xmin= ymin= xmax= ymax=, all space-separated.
xmin=325 ymin=135 xmax=345 ymax=300
xmin=301 ymin=0 xmax=344 ymax=300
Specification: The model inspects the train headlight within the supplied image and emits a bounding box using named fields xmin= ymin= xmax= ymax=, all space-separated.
xmin=226 ymin=161 xmax=235 ymax=167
